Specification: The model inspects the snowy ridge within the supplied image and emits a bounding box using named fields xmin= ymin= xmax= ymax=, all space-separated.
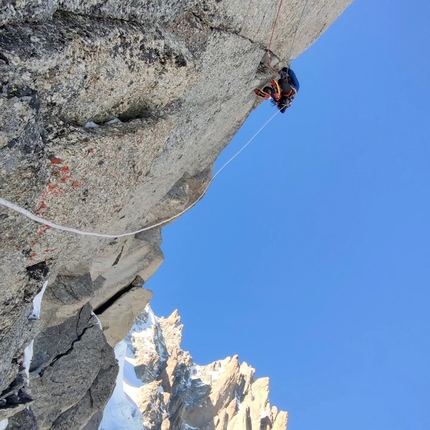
xmin=126 ymin=304 xmax=169 ymax=363
xmin=101 ymin=305 xmax=166 ymax=429
xmin=123 ymin=345 xmax=144 ymax=401
xmin=99 ymin=341 xmax=143 ymax=430
xmin=191 ymin=359 xmax=229 ymax=385
xmin=101 ymin=305 xmax=287 ymax=429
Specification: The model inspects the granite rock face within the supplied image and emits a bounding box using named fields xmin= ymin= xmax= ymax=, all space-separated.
xmin=0 ymin=0 xmax=352 ymax=428
xmin=105 ymin=306 xmax=288 ymax=430
xmin=30 ymin=304 xmax=117 ymax=429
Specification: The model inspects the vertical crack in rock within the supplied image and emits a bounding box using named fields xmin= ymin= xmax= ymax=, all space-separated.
xmin=45 ymin=317 xmax=93 ymax=372
xmin=111 ymin=245 xmax=124 ymax=266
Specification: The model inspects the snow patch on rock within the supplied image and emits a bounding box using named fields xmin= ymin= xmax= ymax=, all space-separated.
xmin=29 ymin=280 xmax=48 ymax=320
xmin=23 ymin=339 xmax=34 ymax=380
xmin=91 ymin=311 xmax=103 ymax=330
xmin=123 ymin=344 xmax=144 ymax=402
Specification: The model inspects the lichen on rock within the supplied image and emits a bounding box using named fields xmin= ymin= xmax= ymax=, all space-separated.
xmin=0 ymin=0 xmax=352 ymax=427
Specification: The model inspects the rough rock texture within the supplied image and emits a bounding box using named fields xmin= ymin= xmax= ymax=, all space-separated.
xmin=4 ymin=408 xmax=39 ymax=430
xmin=97 ymin=280 xmax=153 ymax=347
xmin=117 ymin=306 xmax=288 ymax=430
xmin=29 ymin=303 xmax=117 ymax=429
xmin=0 ymin=0 xmax=352 ymax=427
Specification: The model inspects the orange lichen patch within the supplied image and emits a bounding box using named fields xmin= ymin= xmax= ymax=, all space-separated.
xmin=71 ymin=180 xmax=81 ymax=188
xmin=88 ymin=148 xmax=95 ymax=154
xmin=51 ymin=166 xmax=70 ymax=175
xmin=50 ymin=165 xmax=72 ymax=184
xmin=35 ymin=200 xmax=47 ymax=215
xmin=29 ymin=252 xmax=37 ymax=260
xmin=43 ymin=248 xmax=57 ymax=253
xmin=46 ymin=183 xmax=65 ymax=196
xmin=50 ymin=157 xmax=63 ymax=164
xmin=60 ymin=175 xmax=72 ymax=183
xmin=37 ymin=225 xmax=51 ymax=237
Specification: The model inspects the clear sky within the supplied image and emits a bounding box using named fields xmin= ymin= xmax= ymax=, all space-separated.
xmin=148 ymin=1 xmax=430 ymax=429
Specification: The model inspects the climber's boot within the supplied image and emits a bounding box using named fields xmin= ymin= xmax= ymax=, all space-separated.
xmin=254 ymin=88 xmax=271 ymax=99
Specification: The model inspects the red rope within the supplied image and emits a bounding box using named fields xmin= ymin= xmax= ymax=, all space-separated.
xmin=267 ymin=0 xmax=285 ymax=76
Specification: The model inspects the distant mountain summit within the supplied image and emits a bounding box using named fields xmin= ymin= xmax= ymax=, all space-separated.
xmin=102 ymin=306 xmax=288 ymax=430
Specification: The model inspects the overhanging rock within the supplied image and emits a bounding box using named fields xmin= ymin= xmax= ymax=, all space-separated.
xmin=0 ymin=0 xmax=353 ymax=427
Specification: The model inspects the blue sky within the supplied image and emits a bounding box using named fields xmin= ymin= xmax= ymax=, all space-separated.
xmin=148 ymin=1 xmax=430 ymax=429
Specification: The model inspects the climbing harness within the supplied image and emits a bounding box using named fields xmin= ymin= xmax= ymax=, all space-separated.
xmin=283 ymin=88 xmax=295 ymax=98
xmin=0 ymin=111 xmax=280 ymax=238
xmin=270 ymin=79 xmax=282 ymax=97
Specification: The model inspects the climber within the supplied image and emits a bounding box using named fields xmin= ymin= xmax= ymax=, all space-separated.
xmin=254 ymin=67 xmax=300 ymax=113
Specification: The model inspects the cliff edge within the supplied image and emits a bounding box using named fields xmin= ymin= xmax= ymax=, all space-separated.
xmin=0 ymin=0 xmax=352 ymax=428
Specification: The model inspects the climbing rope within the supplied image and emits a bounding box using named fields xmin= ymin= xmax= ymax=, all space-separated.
xmin=266 ymin=0 xmax=310 ymax=74
xmin=0 ymin=110 xmax=280 ymax=238
xmin=267 ymin=0 xmax=285 ymax=75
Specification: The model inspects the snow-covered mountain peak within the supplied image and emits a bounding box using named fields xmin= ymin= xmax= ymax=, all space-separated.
xmin=102 ymin=306 xmax=287 ymax=430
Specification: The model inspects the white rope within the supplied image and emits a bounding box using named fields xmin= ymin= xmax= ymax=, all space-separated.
xmin=0 ymin=110 xmax=280 ymax=239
